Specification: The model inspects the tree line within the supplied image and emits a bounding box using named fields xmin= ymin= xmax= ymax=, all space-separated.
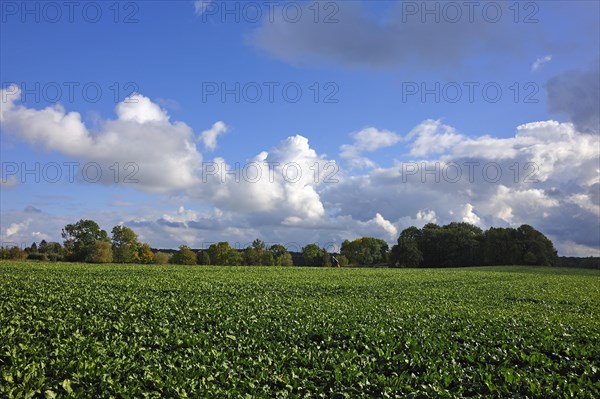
xmin=1 ymin=218 xmax=588 ymax=268
xmin=389 ymin=222 xmax=560 ymax=267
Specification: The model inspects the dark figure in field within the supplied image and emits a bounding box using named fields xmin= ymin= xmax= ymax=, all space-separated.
xmin=332 ymin=255 xmax=340 ymax=268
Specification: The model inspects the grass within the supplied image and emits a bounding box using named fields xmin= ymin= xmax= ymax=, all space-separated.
xmin=1 ymin=261 xmax=599 ymax=398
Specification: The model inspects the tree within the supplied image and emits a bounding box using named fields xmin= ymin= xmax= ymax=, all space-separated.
xmin=269 ymin=244 xmax=286 ymax=258
xmin=207 ymin=242 xmax=242 ymax=265
xmin=300 ymin=244 xmax=333 ymax=266
xmin=337 ymin=254 xmax=349 ymax=267
xmin=38 ymin=240 xmax=49 ymax=253
xmin=417 ymin=223 xmax=445 ymax=267
xmin=524 ymin=251 xmax=538 ymax=265
xmin=321 ymin=251 xmax=332 ymax=267
xmin=260 ymin=251 xmax=275 ymax=266
xmin=0 ymin=246 xmax=27 ymax=260
xmin=111 ymin=225 xmax=141 ymax=263
xmin=340 ymin=237 xmax=389 ymax=266
xmin=441 ymin=222 xmax=483 ymax=267
xmin=390 ymin=227 xmax=424 ymax=268
xmin=172 ymin=245 xmax=197 ymax=265
xmin=389 ymin=223 xmax=558 ymax=268
xmin=252 ymin=239 xmax=266 ymax=251
xmin=45 ymin=242 xmax=64 ymax=261
xmin=270 ymin=244 xmax=293 ymax=266
xmin=276 ymin=252 xmax=293 ymax=266
xmin=482 ymin=227 xmax=520 ymax=265
xmin=25 ymin=242 xmax=47 ymax=261
xmin=86 ymin=240 xmax=113 ymax=263
xmin=62 ymin=220 xmax=109 ymax=262
xmin=301 ymin=244 xmax=324 ymax=266
xmin=227 ymin=250 xmax=243 ymax=266
xmin=138 ymin=243 xmax=154 ymax=264
xmin=516 ymin=224 xmax=558 ymax=266
xmin=197 ymin=250 xmax=211 ymax=265
xmin=153 ymin=251 xmax=170 ymax=265
xmin=244 ymin=239 xmax=275 ymax=266
xmin=27 ymin=242 xmax=38 ymax=254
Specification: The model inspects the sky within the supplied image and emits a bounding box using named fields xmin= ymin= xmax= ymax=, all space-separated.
xmin=1 ymin=0 xmax=599 ymax=255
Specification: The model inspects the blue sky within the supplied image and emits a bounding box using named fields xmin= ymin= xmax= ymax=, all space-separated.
xmin=1 ymin=0 xmax=599 ymax=255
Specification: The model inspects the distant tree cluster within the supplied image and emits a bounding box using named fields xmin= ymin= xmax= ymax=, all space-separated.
xmin=300 ymin=244 xmax=332 ymax=266
xmin=60 ymin=220 xmax=163 ymax=264
xmin=174 ymin=239 xmax=294 ymax=266
xmin=341 ymin=237 xmax=388 ymax=266
xmin=1 ymin=239 xmax=66 ymax=262
xmin=389 ymin=223 xmax=559 ymax=268
xmin=0 ymin=219 xmax=169 ymax=264
xmin=559 ymin=257 xmax=600 ymax=270
xmin=0 ymin=219 xmax=576 ymax=268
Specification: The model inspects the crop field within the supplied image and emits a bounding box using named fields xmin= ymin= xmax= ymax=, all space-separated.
xmin=0 ymin=262 xmax=599 ymax=398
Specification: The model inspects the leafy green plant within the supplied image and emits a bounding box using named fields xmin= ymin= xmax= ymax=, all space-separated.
xmin=0 ymin=262 xmax=598 ymax=398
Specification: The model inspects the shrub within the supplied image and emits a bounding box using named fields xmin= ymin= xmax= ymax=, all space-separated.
xmin=27 ymin=253 xmax=48 ymax=261
xmin=153 ymin=252 xmax=171 ymax=265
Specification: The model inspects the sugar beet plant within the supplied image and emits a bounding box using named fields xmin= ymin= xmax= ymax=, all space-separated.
xmin=1 ymin=262 xmax=599 ymax=398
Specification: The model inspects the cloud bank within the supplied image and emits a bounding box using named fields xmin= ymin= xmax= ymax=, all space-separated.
xmin=1 ymin=86 xmax=598 ymax=256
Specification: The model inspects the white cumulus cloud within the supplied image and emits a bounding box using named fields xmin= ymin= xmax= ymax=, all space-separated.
xmin=340 ymin=127 xmax=402 ymax=168
xmin=1 ymin=85 xmax=204 ymax=192
xmin=5 ymin=220 xmax=30 ymax=237
xmin=199 ymin=121 xmax=228 ymax=151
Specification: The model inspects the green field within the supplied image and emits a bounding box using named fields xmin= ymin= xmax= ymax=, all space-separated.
xmin=1 ymin=262 xmax=599 ymax=398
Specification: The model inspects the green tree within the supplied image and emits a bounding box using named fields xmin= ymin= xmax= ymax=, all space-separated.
xmin=252 ymin=239 xmax=266 ymax=251
xmin=1 ymin=246 xmax=27 ymax=260
xmin=62 ymin=220 xmax=109 ymax=262
xmin=244 ymin=247 xmax=262 ymax=266
xmin=516 ymin=224 xmax=559 ymax=266
xmin=138 ymin=243 xmax=154 ymax=264
xmin=172 ymin=245 xmax=197 ymax=265
xmin=25 ymin=241 xmax=47 ymax=261
xmin=111 ymin=225 xmax=141 ymax=263
xmin=417 ymin=223 xmax=446 ymax=267
xmin=482 ymin=227 xmax=520 ymax=265
xmin=86 ymin=240 xmax=113 ymax=263
xmin=301 ymin=244 xmax=329 ymax=266
xmin=270 ymin=244 xmax=293 ymax=266
xmin=336 ymin=254 xmax=349 ymax=267
xmin=524 ymin=251 xmax=538 ymax=265
xmin=207 ymin=242 xmax=242 ymax=265
xmin=244 ymin=239 xmax=275 ymax=266
xmin=38 ymin=240 xmax=48 ymax=253
xmin=197 ymin=250 xmax=211 ymax=265
xmin=45 ymin=242 xmax=64 ymax=261
xmin=260 ymin=251 xmax=275 ymax=266
xmin=322 ymin=251 xmax=332 ymax=267
xmin=153 ymin=251 xmax=170 ymax=265
xmin=340 ymin=237 xmax=389 ymax=266
xmin=277 ymin=252 xmax=293 ymax=266
xmin=390 ymin=227 xmax=424 ymax=268
xmin=441 ymin=222 xmax=483 ymax=267
xmin=227 ymin=250 xmax=243 ymax=266
xmin=27 ymin=242 xmax=38 ymax=254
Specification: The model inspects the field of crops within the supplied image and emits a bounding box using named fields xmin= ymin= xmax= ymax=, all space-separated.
xmin=1 ymin=262 xmax=598 ymax=398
